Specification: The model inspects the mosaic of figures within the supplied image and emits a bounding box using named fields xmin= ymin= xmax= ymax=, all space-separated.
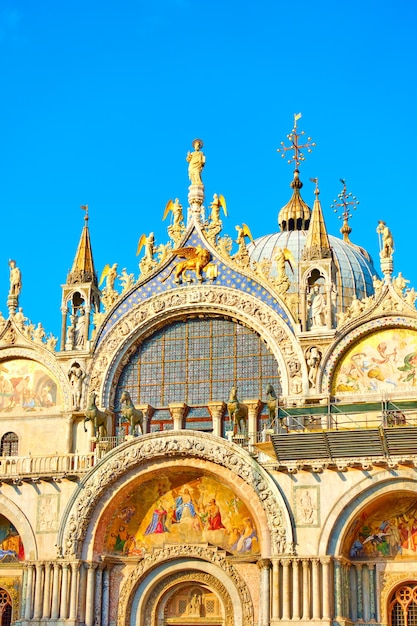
xmin=104 ymin=471 xmax=259 ymax=557
xmin=347 ymin=493 xmax=417 ymax=559
xmin=0 ymin=359 xmax=61 ymax=412
xmin=333 ymin=329 xmax=417 ymax=394
xmin=0 ymin=515 xmax=24 ymax=562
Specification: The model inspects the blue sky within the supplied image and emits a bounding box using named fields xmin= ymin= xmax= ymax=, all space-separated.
xmin=0 ymin=0 xmax=416 ymax=340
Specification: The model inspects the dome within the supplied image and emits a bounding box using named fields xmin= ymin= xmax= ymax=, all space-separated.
xmin=249 ymin=230 xmax=378 ymax=310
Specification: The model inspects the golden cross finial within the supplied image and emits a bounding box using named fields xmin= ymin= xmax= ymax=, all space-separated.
xmin=331 ymin=179 xmax=360 ymax=242
xmin=277 ymin=113 xmax=316 ymax=169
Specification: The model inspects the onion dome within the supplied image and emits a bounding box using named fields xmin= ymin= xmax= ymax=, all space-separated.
xmin=278 ymin=170 xmax=311 ymax=231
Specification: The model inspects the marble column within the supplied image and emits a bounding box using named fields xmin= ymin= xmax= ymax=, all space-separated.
xmin=355 ymin=563 xmax=363 ymax=620
xmin=368 ymin=564 xmax=376 ymax=621
xmin=60 ymin=562 xmax=70 ymax=619
xmin=20 ymin=566 xmax=28 ymax=619
xmin=33 ymin=563 xmax=44 ymax=619
xmin=302 ymin=559 xmax=310 ymax=620
xmin=51 ymin=562 xmax=61 ymax=619
xmin=246 ymin=399 xmax=263 ymax=448
xmin=271 ymin=559 xmax=280 ymax=620
xmin=94 ymin=566 xmax=104 ymax=626
xmin=138 ymin=404 xmax=154 ymax=435
xmin=168 ymin=402 xmax=188 ymax=430
xmin=334 ymin=559 xmax=342 ymax=618
xmin=322 ymin=557 xmax=331 ymax=620
xmin=24 ymin=564 xmax=35 ymax=620
xmin=42 ymin=562 xmax=52 ymax=619
xmin=102 ymin=566 xmax=112 ymax=626
xmin=85 ymin=563 xmax=98 ymax=626
xmin=292 ymin=559 xmax=300 ymax=620
xmin=208 ymin=401 xmax=226 ymax=437
xmin=281 ymin=559 xmax=291 ymax=620
xmin=258 ymin=559 xmax=271 ymax=626
xmin=69 ymin=561 xmax=80 ymax=620
xmin=311 ymin=558 xmax=320 ymax=619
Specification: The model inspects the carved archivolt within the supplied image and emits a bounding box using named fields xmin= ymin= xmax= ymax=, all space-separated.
xmin=145 ymin=570 xmax=231 ymax=626
xmin=379 ymin=570 xmax=417 ymax=625
xmin=88 ymin=286 xmax=304 ymax=404
xmin=118 ymin=545 xmax=252 ymax=626
xmin=59 ymin=432 xmax=290 ymax=558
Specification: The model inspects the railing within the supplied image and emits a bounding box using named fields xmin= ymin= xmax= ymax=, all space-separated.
xmin=0 ymin=452 xmax=95 ymax=480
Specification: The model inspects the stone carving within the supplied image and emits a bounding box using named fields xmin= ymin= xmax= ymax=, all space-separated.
xmin=8 ymin=260 xmax=21 ymax=298
xmin=306 ymin=346 xmax=321 ymax=388
xmin=145 ymin=571 xmax=233 ymax=626
xmin=118 ymin=545 xmax=252 ymax=626
xmin=307 ymin=285 xmax=326 ymax=327
xmin=68 ymin=363 xmax=86 ymax=411
xmin=60 ymin=433 xmax=287 ymax=558
xmin=377 ymin=220 xmax=394 ymax=260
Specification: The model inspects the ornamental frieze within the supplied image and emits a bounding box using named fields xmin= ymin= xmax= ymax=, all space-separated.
xmin=59 ymin=432 xmax=289 ymax=558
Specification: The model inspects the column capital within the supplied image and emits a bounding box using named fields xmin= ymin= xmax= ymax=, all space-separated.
xmin=257 ymin=558 xmax=271 ymax=570
xmin=208 ymin=401 xmax=226 ymax=419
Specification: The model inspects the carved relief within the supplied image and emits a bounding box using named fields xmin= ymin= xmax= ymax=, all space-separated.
xmin=117 ymin=545 xmax=253 ymax=626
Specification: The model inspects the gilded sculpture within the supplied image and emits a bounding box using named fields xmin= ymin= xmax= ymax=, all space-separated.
xmin=163 ymin=246 xmax=211 ymax=284
xmin=227 ymin=386 xmax=248 ymax=435
xmin=163 ymin=198 xmax=185 ymax=246
xmin=186 ymin=139 xmax=205 ymax=186
xmin=137 ymin=232 xmax=157 ymax=276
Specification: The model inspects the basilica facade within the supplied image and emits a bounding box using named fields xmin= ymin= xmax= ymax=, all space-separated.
xmin=0 ymin=125 xmax=416 ymax=626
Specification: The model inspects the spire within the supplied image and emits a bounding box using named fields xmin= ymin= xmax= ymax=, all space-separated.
xmin=302 ymin=178 xmax=331 ymax=260
xmin=277 ymin=113 xmax=315 ymax=232
xmin=331 ymin=179 xmax=359 ymax=244
xmin=67 ymin=205 xmax=97 ymax=286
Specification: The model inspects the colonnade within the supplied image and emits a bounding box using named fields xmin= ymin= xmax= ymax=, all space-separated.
xmin=20 ymin=561 xmax=111 ymax=626
xmin=258 ymin=556 xmax=333 ymax=625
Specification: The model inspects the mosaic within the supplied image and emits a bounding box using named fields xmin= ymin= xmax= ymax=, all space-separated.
xmin=345 ymin=493 xmax=417 ymax=559
xmin=0 ymin=359 xmax=62 ymax=413
xmin=104 ymin=471 xmax=259 ymax=556
xmin=0 ymin=515 xmax=24 ymax=562
xmin=332 ymin=328 xmax=417 ymax=394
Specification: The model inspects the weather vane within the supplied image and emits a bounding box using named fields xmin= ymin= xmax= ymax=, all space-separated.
xmin=331 ymin=179 xmax=359 ymax=242
xmin=277 ymin=113 xmax=316 ymax=169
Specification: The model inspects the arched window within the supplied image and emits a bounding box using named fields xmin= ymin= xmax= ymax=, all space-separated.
xmin=0 ymin=433 xmax=18 ymax=457
xmin=390 ymin=583 xmax=417 ymax=626
xmin=0 ymin=589 xmax=12 ymax=626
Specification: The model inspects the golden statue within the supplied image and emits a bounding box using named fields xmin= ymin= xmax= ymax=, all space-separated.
xmin=209 ymin=193 xmax=227 ymax=224
xmin=186 ymin=139 xmax=205 ymax=186
xmin=163 ymin=198 xmax=184 ymax=226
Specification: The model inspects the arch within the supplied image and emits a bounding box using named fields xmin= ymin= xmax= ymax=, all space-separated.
xmin=318 ymin=469 xmax=417 ymax=557
xmin=87 ymin=286 xmax=306 ymax=406
xmin=0 ymin=348 xmax=72 ymax=412
xmin=320 ymin=317 xmax=417 ymax=394
xmin=0 ymin=433 xmax=18 ymax=457
xmin=118 ymin=546 xmax=253 ymax=626
xmin=382 ymin=579 xmax=417 ymax=626
xmin=0 ymin=494 xmax=37 ymax=560
xmin=58 ymin=431 xmax=292 ymax=559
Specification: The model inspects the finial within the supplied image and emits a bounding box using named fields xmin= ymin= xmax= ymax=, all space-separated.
xmin=277 ymin=113 xmax=316 ymax=170
xmin=80 ymin=204 xmax=89 ymax=221
xmin=331 ymin=179 xmax=359 ymax=243
xmin=310 ymin=177 xmax=320 ymax=196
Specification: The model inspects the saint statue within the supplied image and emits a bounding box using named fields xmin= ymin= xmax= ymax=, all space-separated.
xmin=186 ymin=139 xmax=205 ymax=186
xmin=8 ymin=260 xmax=21 ymax=298
xmin=376 ymin=220 xmax=394 ymax=260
